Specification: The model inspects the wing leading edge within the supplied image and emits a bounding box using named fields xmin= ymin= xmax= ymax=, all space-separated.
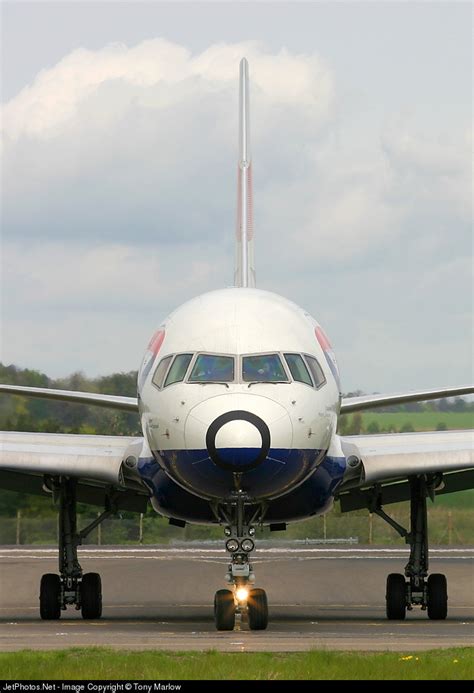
xmin=0 ymin=431 xmax=149 ymax=511
xmin=0 ymin=384 xmax=138 ymax=412
xmin=341 ymin=385 xmax=474 ymax=414
xmin=2 ymin=384 xmax=473 ymax=416
xmin=336 ymin=429 xmax=474 ymax=511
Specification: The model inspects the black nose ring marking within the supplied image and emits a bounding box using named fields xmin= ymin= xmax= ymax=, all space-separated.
xmin=205 ymin=410 xmax=271 ymax=472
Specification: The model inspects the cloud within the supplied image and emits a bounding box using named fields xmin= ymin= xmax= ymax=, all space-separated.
xmin=2 ymin=40 xmax=333 ymax=141
xmin=2 ymin=38 xmax=469 ymax=261
xmin=2 ymin=240 xmax=228 ymax=311
xmin=1 ymin=39 xmax=471 ymax=387
xmin=0 ymin=239 xmax=230 ymax=376
xmin=2 ymin=39 xmax=335 ymax=248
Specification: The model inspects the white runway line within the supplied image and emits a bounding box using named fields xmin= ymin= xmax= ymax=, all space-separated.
xmin=1 ymin=546 xmax=473 ymax=554
xmin=1 ymin=546 xmax=473 ymax=562
xmin=2 ymin=555 xmax=473 ymax=562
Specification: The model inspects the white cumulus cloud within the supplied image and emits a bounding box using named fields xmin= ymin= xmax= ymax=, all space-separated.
xmin=1 ymin=39 xmax=471 ymax=388
xmin=2 ymin=39 xmax=333 ymax=141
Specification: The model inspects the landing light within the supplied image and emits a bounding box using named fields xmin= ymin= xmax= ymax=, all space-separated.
xmin=241 ymin=538 xmax=255 ymax=553
xmin=226 ymin=538 xmax=239 ymax=553
xmin=236 ymin=587 xmax=249 ymax=602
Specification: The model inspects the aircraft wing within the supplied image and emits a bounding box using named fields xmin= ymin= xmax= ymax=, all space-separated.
xmin=2 ymin=384 xmax=473 ymax=415
xmin=0 ymin=431 xmax=149 ymax=512
xmin=0 ymin=384 xmax=139 ymax=412
xmin=336 ymin=430 xmax=474 ymax=512
xmin=340 ymin=385 xmax=474 ymax=413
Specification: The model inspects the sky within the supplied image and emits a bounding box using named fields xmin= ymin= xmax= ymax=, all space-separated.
xmin=1 ymin=1 xmax=472 ymax=393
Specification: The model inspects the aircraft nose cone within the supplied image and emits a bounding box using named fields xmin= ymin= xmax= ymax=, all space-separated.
xmin=184 ymin=393 xmax=293 ymax=489
xmin=206 ymin=410 xmax=271 ymax=472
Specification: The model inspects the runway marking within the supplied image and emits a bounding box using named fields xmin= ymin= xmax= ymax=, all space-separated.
xmin=1 ymin=632 xmax=470 ymax=640
xmin=2 ymin=554 xmax=472 ymax=563
xmin=1 ymin=605 xmax=473 ymax=613
xmin=2 ymin=547 xmax=472 ymax=652
xmin=1 ymin=546 xmax=473 ymax=554
xmin=293 ymin=556 xmax=474 ymax=561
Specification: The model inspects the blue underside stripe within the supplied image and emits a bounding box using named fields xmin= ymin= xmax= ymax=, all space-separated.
xmin=186 ymin=447 xmax=290 ymax=468
xmin=138 ymin=449 xmax=347 ymax=520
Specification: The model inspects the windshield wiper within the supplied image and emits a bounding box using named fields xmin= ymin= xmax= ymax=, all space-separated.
xmin=247 ymin=381 xmax=286 ymax=388
xmin=197 ymin=382 xmax=230 ymax=388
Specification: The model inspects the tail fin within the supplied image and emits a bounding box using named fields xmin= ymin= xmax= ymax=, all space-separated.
xmin=234 ymin=58 xmax=256 ymax=288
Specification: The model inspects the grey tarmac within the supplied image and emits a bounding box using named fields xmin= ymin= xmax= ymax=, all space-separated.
xmin=1 ymin=544 xmax=473 ymax=652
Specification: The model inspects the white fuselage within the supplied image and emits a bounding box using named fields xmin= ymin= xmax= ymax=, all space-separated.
xmin=137 ymin=288 xmax=341 ymax=503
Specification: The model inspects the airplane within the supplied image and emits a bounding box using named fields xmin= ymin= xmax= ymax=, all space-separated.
xmin=1 ymin=58 xmax=473 ymax=631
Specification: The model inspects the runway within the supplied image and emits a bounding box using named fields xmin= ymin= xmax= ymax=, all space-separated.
xmin=1 ymin=544 xmax=473 ymax=652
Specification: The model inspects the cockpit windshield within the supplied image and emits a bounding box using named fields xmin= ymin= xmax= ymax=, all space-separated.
xmin=242 ymin=354 xmax=289 ymax=383
xmin=152 ymin=351 xmax=326 ymax=389
xmin=284 ymin=353 xmax=312 ymax=386
xmin=189 ymin=354 xmax=235 ymax=383
xmin=164 ymin=353 xmax=193 ymax=387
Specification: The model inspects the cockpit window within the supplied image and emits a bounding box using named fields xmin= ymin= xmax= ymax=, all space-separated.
xmin=242 ymin=354 xmax=289 ymax=383
xmin=305 ymin=355 xmax=326 ymax=389
xmin=164 ymin=353 xmax=193 ymax=387
xmin=189 ymin=354 xmax=235 ymax=383
xmin=152 ymin=355 xmax=173 ymax=389
xmin=284 ymin=353 xmax=313 ymax=386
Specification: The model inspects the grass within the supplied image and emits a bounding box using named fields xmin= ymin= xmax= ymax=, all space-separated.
xmin=359 ymin=411 xmax=473 ymax=432
xmin=282 ymin=504 xmax=474 ymax=544
xmin=435 ymin=489 xmax=474 ymax=509
xmin=1 ymin=647 xmax=472 ymax=680
xmin=2 ymin=490 xmax=472 ymax=545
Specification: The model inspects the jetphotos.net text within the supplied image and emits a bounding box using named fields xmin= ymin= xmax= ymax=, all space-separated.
xmin=2 ymin=685 xmax=182 ymax=693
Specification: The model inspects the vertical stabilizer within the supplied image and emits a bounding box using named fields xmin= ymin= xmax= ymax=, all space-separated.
xmin=234 ymin=58 xmax=256 ymax=288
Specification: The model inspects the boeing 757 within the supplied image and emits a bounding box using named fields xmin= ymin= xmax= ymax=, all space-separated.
xmin=1 ymin=59 xmax=472 ymax=630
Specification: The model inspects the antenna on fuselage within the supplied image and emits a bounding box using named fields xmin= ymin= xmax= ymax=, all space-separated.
xmin=234 ymin=58 xmax=256 ymax=288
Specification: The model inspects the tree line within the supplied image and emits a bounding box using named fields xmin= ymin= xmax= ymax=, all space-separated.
xmin=0 ymin=363 xmax=471 ymax=437
xmin=0 ymin=363 xmax=140 ymax=436
xmin=0 ymin=362 xmax=471 ymax=516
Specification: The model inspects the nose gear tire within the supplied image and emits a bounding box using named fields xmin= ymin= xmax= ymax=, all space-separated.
xmin=247 ymin=588 xmax=268 ymax=630
xmin=214 ymin=589 xmax=236 ymax=631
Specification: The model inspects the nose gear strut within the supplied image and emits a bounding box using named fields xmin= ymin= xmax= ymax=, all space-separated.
xmin=213 ymin=492 xmax=269 ymax=631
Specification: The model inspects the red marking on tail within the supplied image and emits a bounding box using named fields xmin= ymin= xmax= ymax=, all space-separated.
xmin=236 ymin=164 xmax=254 ymax=241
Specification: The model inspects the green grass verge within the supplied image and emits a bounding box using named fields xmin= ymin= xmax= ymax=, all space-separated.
xmin=360 ymin=411 xmax=474 ymax=432
xmin=0 ymin=647 xmax=472 ymax=680
xmin=2 ymin=493 xmax=472 ymax=544
xmin=435 ymin=489 xmax=474 ymax=509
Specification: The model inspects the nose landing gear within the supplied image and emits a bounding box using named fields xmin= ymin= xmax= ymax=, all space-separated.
xmin=214 ymin=539 xmax=269 ymax=631
xmin=214 ymin=497 xmax=269 ymax=631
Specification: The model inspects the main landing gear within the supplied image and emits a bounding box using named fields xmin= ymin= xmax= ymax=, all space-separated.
xmin=372 ymin=476 xmax=448 ymax=620
xmin=213 ymin=494 xmax=269 ymax=631
xmin=39 ymin=478 xmax=112 ymax=620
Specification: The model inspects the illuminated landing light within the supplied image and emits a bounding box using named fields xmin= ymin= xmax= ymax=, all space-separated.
xmin=236 ymin=587 xmax=249 ymax=602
